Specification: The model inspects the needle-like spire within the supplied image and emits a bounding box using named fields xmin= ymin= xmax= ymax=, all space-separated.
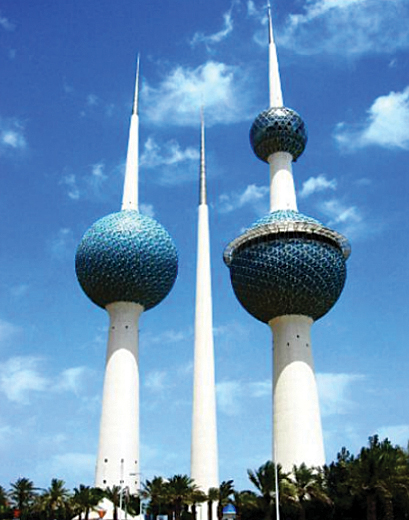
xmin=267 ymin=2 xmax=283 ymax=107
xmin=199 ymin=107 xmax=207 ymax=205
xmin=121 ymin=55 xmax=140 ymax=211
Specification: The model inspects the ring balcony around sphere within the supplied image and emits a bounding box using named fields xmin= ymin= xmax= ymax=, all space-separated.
xmin=224 ymin=210 xmax=350 ymax=324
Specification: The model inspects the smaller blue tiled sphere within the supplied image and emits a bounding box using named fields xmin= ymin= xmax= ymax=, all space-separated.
xmin=75 ymin=210 xmax=178 ymax=310
xmin=250 ymin=107 xmax=307 ymax=163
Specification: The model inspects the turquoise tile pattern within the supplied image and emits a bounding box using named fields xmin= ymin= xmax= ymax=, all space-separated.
xmin=75 ymin=210 xmax=178 ymax=310
xmin=225 ymin=210 xmax=347 ymax=323
xmin=250 ymin=106 xmax=307 ymax=162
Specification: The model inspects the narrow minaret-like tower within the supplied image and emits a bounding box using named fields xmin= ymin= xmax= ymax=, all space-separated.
xmin=191 ymin=112 xmax=219 ymax=510
xmin=75 ymin=60 xmax=178 ymax=493
xmin=223 ymin=5 xmax=350 ymax=471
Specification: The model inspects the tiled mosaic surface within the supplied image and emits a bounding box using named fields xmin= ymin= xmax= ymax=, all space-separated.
xmin=250 ymin=107 xmax=307 ymax=162
xmin=75 ymin=210 xmax=178 ymax=310
xmin=225 ymin=210 xmax=347 ymax=323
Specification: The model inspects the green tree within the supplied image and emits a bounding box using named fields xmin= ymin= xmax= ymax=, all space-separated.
xmin=102 ymin=486 xmax=122 ymax=520
xmin=207 ymin=487 xmax=219 ymax=520
xmin=189 ymin=489 xmax=207 ymax=520
xmin=37 ymin=478 xmax=71 ymax=520
xmin=288 ymin=464 xmax=332 ymax=520
xmin=216 ymin=480 xmax=234 ymax=520
xmin=141 ymin=476 xmax=168 ymax=519
xmin=166 ymin=475 xmax=197 ymax=520
xmin=350 ymin=436 xmax=409 ymax=520
xmin=72 ymin=485 xmax=103 ymax=520
xmin=9 ymin=478 xmax=38 ymax=519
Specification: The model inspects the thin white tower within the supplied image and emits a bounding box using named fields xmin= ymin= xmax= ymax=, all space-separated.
xmin=224 ymin=4 xmax=350 ymax=472
xmin=191 ymin=112 xmax=219 ymax=508
xmin=75 ymin=59 xmax=178 ymax=494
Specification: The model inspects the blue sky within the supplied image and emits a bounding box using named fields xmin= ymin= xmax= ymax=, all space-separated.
xmin=0 ymin=0 xmax=409 ymax=493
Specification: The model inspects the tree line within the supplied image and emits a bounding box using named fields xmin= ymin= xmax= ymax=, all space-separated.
xmin=1 ymin=436 xmax=409 ymax=520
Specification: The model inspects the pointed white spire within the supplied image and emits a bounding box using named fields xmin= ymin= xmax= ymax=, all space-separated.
xmin=267 ymin=2 xmax=283 ymax=107
xmin=191 ymin=113 xmax=219 ymax=503
xmin=121 ymin=55 xmax=140 ymax=211
xmin=199 ymin=107 xmax=207 ymax=205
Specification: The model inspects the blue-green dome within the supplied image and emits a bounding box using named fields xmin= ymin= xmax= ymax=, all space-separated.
xmin=224 ymin=210 xmax=349 ymax=323
xmin=250 ymin=107 xmax=307 ymax=163
xmin=75 ymin=210 xmax=178 ymax=310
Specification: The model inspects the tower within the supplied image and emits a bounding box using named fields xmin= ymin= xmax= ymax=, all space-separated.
xmin=75 ymin=60 xmax=178 ymax=493
xmin=191 ymin=112 xmax=219 ymax=509
xmin=223 ymin=6 xmax=350 ymax=471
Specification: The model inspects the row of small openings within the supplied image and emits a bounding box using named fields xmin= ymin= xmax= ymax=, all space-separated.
xmin=286 ymin=335 xmax=309 ymax=348
xmin=103 ymin=480 xmax=138 ymax=484
xmin=111 ymin=325 xmax=130 ymax=329
xmin=104 ymin=459 xmax=138 ymax=463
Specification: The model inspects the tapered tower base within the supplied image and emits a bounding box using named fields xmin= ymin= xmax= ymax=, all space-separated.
xmin=269 ymin=315 xmax=325 ymax=471
xmin=95 ymin=302 xmax=143 ymax=493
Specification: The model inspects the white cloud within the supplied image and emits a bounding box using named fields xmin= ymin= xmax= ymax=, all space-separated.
xmin=299 ymin=175 xmax=337 ymax=198
xmin=54 ymin=367 xmax=88 ymax=395
xmin=10 ymin=284 xmax=29 ymax=299
xmin=219 ymin=184 xmax=269 ymax=213
xmin=49 ymin=228 xmax=75 ymax=260
xmin=320 ymin=198 xmax=365 ymax=238
xmin=191 ymin=11 xmax=233 ymax=48
xmin=143 ymin=328 xmax=192 ymax=346
xmin=0 ymin=118 xmax=26 ymax=152
xmin=0 ymin=318 xmax=19 ymax=344
xmin=317 ymin=372 xmax=365 ymax=416
xmin=87 ymin=94 xmax=99 ymax=106
xmin=0 ymin=13 xmax=15 ymax=31
xmin=140 ymin=203 xmax=155 ymax=218
xmin=216 ymin=380 xmax=243 ymax=415
xmin=249 ymin=379 xmax=272 ymax=398
xmin=61 ymin=173 xmax=80 ymax=200
xmin=335 ymin=87 xmax=409 ymax=150
xmin=141 ymin=137 xmax=198 ymax=168
xmin=145 ymin=370 xmax=168 ymax=393
xmin=0 ymin=357 xmax=49 ymax=404
xmin=140 ymin=138 xmax=199 ymax=185
xmin=278 ymin=0 xmax=409 ymax=56
xmin=142 ymin=61 xmax=253 ymax=127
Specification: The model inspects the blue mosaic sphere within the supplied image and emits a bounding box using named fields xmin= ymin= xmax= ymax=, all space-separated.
xmin=224 ymin=210 xmax=348 ymax=323
xmin=250 ymin=107 xmax=307 ymax=162
xmin=75 ymin=210 xmax=178 ymax=310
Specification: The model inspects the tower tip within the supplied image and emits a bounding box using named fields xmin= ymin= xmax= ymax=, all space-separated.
xmin=132 ymin=54 xmax=140 ymax=115
xmin=199 ymin=108 xmax=207 ymax=206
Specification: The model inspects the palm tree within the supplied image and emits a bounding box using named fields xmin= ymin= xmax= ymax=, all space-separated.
xmin=166 ymin=475 xmax=197 ymax=520
xmin=141 ymin=476 xmax=168 ymax=520
xmin=350 ymin=435 xmax=409 ymax=520
xmin=188 ymin=489 xmax=207 ymax=520
xmin=207 ymin=488 xmax=219 ymax=520
xmin=37 ymin=478 xmax=71 ymax=520
xmin=72 ymin=485 xmax=103 ymax=520
xmin=216 ymin=480 xmax=234 ymax=520
xmin=230 ymin=490 xmax=258 ymax=520
xmin=247 ymin=461 xmax=277 ymax=520
xmin=102 ymin=486 xmax=122 ymax=520
xmin=9 ymin=478 xmax=38 ymax=519
xmin=0 ymin=485 xmax=10 ymax=516
xmin=289 ymin=464 xmax=332 ymax=520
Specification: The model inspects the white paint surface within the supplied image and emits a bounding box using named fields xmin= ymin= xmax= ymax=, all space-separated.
xmin=269 ymin=315 xmax=325 ymax=472
xmin=268 ymin=152 xmax=298 ymax=212
xmin=95 ymin=302 xmax=143 ymax=493
xmin=191 ymin=203 xmax=219 ymax=498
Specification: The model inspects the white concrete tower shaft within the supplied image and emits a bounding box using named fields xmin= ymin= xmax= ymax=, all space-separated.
xmin=95 ymin=302 xmax=143 ymax=492
xmin=191 ymin=112 xmax=219 ymax=503
xmin=96 ymin=61 xmax=143 ymax=494
xmin=267 ymin=5 xmax=325 ymax=471
xmin=267 ymin=4 xmax=297 ymax=213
